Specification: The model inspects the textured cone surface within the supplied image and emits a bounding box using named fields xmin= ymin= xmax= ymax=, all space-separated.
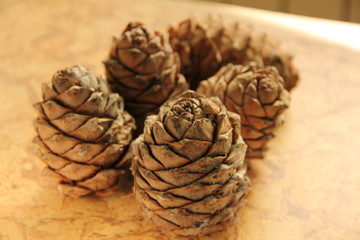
xmin=169 ymin=18 xmax=222 ymax=90
xmin=197 ymin=63 xmax=290 ymax=158
xmin=131 ymin=90 xmax=249 ymax=237
xmin=205 ymin=16 xmax=253 ymax=69
xmin=33 ymin=65 xmax=136 ymax=198
xmin=169 ymin=17 xmax=299 ymax=91
xmin=104 ymin=21 xmax=188 ymax=130
xmin=245 ymin=31 xmax=299 ymax=91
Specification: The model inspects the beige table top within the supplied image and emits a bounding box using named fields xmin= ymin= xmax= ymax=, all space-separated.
xmin=0 ymin=0 xmax=359 ymax=239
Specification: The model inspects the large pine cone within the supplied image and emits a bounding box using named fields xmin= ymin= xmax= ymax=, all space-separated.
xmin=33 ymin=65 xmax=136 ymax=198
xmin=197 ymin=63 xmax=290 ymax=158
xmin=169 ymin=18 xmax=299 ymax=91
xmin=131 ymin=90 xmax=249 ymax=237
xmin=104 ymin=21 xmax=188 ymax=130
xmin=169 ymin=18 xmax=222 ymax=90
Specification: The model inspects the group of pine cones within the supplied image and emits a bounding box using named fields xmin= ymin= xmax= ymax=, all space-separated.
xmin=33 ymin=17 xmax=298 ymax=237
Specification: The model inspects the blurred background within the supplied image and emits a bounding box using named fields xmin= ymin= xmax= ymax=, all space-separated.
xmin=192 ymin=0 xmax=360 ymax=23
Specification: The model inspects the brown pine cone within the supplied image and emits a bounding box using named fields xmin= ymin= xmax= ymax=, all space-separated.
xmin=169 ymin=17 xmax=299 ymax=91
xmin=104 ymin=21 xmax=188 ymax=131
xmin=246 ymin=33 xmax=299 ymax=91
xmin=206 ymin=16 xmax=255 ymax=67
xmin=131 ymin=90 xmax=249 ymax=237
xmin=169 ymin=18 xmax=222 ymax=90
xmin=33 ymin=65 xmax=136 ymax=198
xmin=197 ymin=63 xmax=290 ymax=158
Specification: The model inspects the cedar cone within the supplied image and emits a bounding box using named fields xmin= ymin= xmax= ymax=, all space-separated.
xmin=104 ymin=21 xmax=188 ymax=131
xmin=197 ymin=63 xmax=290 ymax=158
xmin=205 ymin=16 xmax=254 ymax=68
xmin=33 ymin=65 xmax=136 ymax=198
xmin=131 ymin=90 xmax=250 ymax=237
xmin=245 ymin=32 xmax=299 ymax=91
xmin=169 ymin=18 xmax=299 ymax=91
xmin=168 ymin=18 xmax=222 ymax=90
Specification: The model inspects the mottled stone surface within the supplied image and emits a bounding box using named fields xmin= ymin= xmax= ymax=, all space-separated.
xmin=0 ymin=0 xmax=359 ymax=239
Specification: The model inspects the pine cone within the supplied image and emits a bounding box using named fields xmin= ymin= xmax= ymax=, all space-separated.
xmin=131 ymin=90 xmax=249 ymax=237
xmin=33 ymin=65 xmax=136 ymax=198
xmin=197 ymin=63 xmax=290 ymax=158
xmin=206 ymin=16 xmax=254 ymax=67
xmin=247 ymin=33 xmax=299 ymax=91
xmin=104 ymin=21 xmax=188 ymax=130
xmin=170 ymin=17 xmax=299 ymax=91
xmin=169 ymin=18 xmax=222 ymax=90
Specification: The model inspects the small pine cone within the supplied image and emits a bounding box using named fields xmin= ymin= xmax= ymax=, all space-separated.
xmin=33 ymin=65 xmax=136 ymax=198
xmin=169 ymin=18 xmax=222 ymax=90
xmin=205 ymin=16 xmax=254 ymax=67
xmin=170 ymin=17 xmax=299 ymax=91
xmin=247 ymin=33 xmax=299 ymax=91
xmin=104 ymin=21 xmax=188 ymax=129
xmin=206 ymin=18 xmax=299 ymax=92
xmin=197 ymin=63 xmax=290 ymax=158
xmin=131 ymin=90 xmax=249 ymax=237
